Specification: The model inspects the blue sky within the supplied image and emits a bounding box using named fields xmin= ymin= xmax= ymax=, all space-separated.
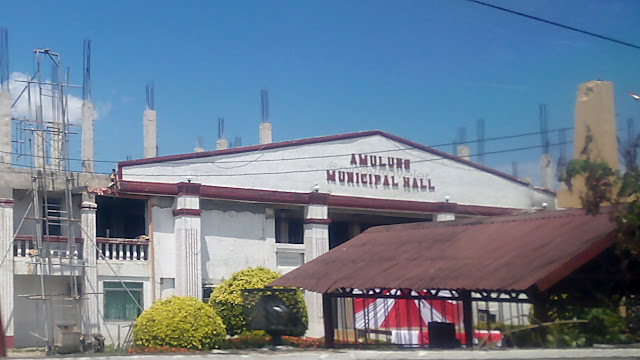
xmin=1 ymin=0 xmax=640 ymax=184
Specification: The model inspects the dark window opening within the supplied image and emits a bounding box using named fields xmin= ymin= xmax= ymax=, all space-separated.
xmin=203 ymin=284 xmax=215 ymax=303
xmin=329 ymin=222 xmax=350 ymax=250
xmin=288 ymin=218 xmax=303 ymax=244
xmin=275 ymin=211 xmax=304 ymax=244
xmin=97 ymin=197 xmax=146 ymax=239
xmin=43 ymin=197 xmax=62 ymax=236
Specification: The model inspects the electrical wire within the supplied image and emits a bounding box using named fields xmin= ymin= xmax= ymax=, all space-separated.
xmin=465 ymin=0 xmax=640 ymax=50
xmin=3 ymin=141 xmax=572 ymax=178
xmin=3 ymin=127 xmax=573 ymax=166
xmin=116 ymin=141 xmax=573 ymax=178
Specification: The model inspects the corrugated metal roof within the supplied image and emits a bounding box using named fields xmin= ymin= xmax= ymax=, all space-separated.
xmin=270 ymin=209 xmax=617 ymax=293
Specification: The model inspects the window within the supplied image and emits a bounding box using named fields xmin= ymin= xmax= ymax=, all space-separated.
xmin=43 ymin=197 xmax=62 ymax=236
xmin=275 ymin=212 xmax=304 ymax=244
xmin=477 ymin=309 xmax=496 ymax=324
xmin=104 ymin=282 xmax=143 ymax=321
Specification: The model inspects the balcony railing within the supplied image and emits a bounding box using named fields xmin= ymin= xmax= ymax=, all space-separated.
xmin=13 ymin=235 xmax=149 ymax=262
xmin=14 ymin=235 xmax=83 ymax=259
xmin=97 ymin=238 xmax=149 ymax=261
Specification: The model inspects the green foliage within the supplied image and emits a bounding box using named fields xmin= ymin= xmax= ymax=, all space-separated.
xmin=536 ymin=131 xmax=640 ymax=347
xmin=208 ymin=267 xmax=308 ymax=336
xmin=546 ymin=307 xmax=632 ymax=347
xmin=220 ymin=330 xmax=270 ymax=349
xmin=563 ymin=158 xmax=618 ymax=215
xmin=132 ymin=296 xmax=226 ymax=350
xmin=543 ymin=293 xmax=634 ymax=347
xmin=581 ymin=307 xmax=633 ymax=345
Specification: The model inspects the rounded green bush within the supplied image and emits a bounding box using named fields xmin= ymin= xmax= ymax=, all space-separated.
xmin=133 ymin=296 xmax=226 ymax=350
xmin=208 ymin=266 xmax=308 ymax=336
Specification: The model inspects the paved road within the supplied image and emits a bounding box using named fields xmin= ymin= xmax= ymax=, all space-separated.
xmin=8 ymin=347 xmax=640 ymax=359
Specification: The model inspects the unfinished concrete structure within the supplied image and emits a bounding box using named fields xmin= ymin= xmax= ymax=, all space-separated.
xmin=259 ymin=89 xmax=272 ymax=145
xmin=216 ymin=117 xmax=228 ymax=150
xmin=143 ymin=82 xmax=157 ymax=158
xmin=0 ymin=38 xmax=113 ymax=350
xmin=557 ymin=80 xmax=618 ymax=208
xmin=539 ymin=104 xmax=554 ymax=190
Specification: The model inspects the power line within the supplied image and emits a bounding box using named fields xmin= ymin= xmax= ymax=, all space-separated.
xmin=465 ymin=0 xmax=640 ymax=51
xmin=2 ymin=141 xmax=570 ymax=178
xmin=115 ymin=141 xmax=573 ymax=178
xmin=1 ymin=127 xmax=574 ymax=166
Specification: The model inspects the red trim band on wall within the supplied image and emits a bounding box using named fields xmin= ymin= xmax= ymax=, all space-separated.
xmin=304 ymin=218 xmax=332 ymax=225
xmin=173 ymin=208 xmax=203 ymax=217
xmin=0 ymin=198 xmax=15 ymax=205
xmin=177 ymin=182 xmax=201 ymax=196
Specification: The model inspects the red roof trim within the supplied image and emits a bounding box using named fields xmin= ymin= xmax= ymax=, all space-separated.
xmin=534 ymin=230 xmax=618 ymax=292
xmin=116 ymin=130 xmax=555 ymax=196
xmin=118 ymin=180 xmax=521 ymax=216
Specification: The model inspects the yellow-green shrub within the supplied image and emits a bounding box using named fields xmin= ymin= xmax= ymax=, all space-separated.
xmin=133 ymin=296 xmax=226 ymax=350
xmin=208 ymin=267 xmax=308 ymax=336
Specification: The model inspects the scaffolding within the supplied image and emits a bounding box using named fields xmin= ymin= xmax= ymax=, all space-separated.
xmin=10 ymin=47 xmax=85 ymax=353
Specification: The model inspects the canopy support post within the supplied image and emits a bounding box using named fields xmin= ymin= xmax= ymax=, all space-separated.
xmin=322 ymin=293 xmax=335 ymax=348
xmin=461 ymin=290 xmax=474 ymax=349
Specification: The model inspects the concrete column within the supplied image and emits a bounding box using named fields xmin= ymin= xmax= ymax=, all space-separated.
xmin=573 ymin=81 xmax=618 ymax=168
xmin=80 ymin=199 xmax=99 ymax=335
xmin=540 ymin=153 xmax=553 ymax=190
xmin=215 ymin=138 xmax=228 ymax=150
xmin=456 ymin=144 xmax=470 ymax=161
xmin=558 ymin=80 xmax=617 ymax=208
xmin=259 ymin=122 xmax=272 ymax=145
xmin=303 ymin=192 xmax=330 ymax=337
xmin=0 ymin=198 xmax=14 ymax=348
xmin=81 ymin=101 xmax=94 ymax=173
xmin=173 ymin=183 xmax=202 ymax=299
xmin=33 ymin=130 xmax=45 ymax=168
xmin=50 ymin=121 xmax=62 ymax=172
xmin=436 ymin=201 xmax=457 ymax=222
xmin=143 ymin=109 xmax=157 ymax=158
xmin=0 ymin=92 xmax=11 ymax=168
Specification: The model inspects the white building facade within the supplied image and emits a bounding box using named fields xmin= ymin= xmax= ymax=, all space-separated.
xmin=1 ymin=130 xmax=556 ymax=347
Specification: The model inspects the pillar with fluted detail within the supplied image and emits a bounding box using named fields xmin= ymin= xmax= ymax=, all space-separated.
xmin=303 ymin=191 xmax=331 ymax=338
xmin=0 ymin=198 xmax=14 ymax=348
xmin=173 ymin=182 xmax=202 ymax=299
xmin=81 ymin=199 xmax=100 ymax=335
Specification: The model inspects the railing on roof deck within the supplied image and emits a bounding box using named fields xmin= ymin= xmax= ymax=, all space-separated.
xmin=96 ymin=237 xmax=149 ymax=261
xmin=13 ymin=235 xmax=83 ymax=260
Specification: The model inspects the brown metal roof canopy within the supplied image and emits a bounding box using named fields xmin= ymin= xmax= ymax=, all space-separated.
xmin=270 ymin=209 xmax=617 ymax=293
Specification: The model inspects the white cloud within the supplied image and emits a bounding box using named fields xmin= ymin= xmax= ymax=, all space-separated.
xmin=121 ymin=95 xmax=135 ymax=104
xmin=95 ymin=100 xmax=112 ymax=120
xmin=5 ymin=72 xmax=96 ymax=125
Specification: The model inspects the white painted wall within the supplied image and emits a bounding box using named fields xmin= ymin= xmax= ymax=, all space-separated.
xmin=151 ymin=204 xmax=176 ymax=281
xmin=200 ymin=200 xmax=276 ymax=284
xmin=122 ymin=134 xmax=555 ymax=210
